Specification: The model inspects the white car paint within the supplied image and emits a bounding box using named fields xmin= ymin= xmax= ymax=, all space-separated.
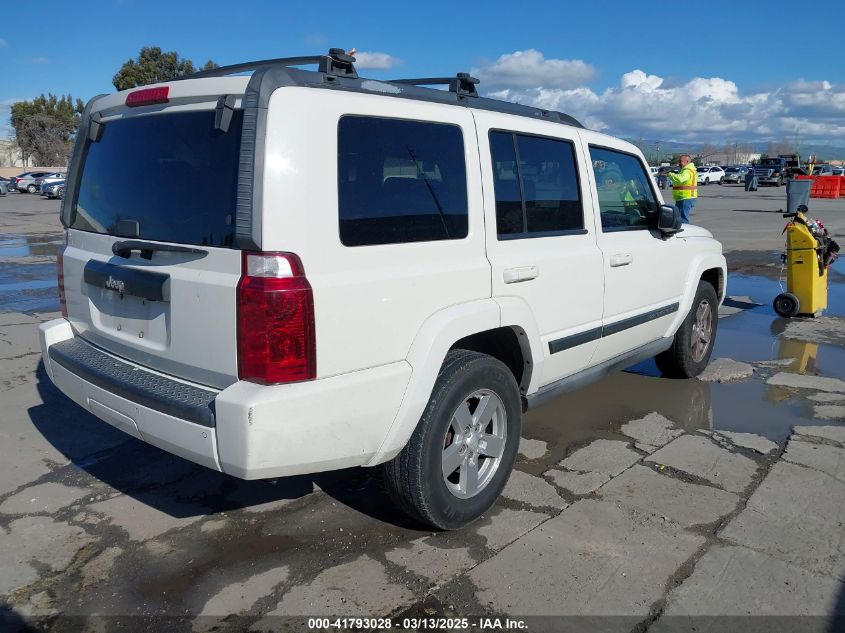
xmin=697 ymin=165 xmax=725 ymax=185
xmin=40 ymin=70 xmax=726 ymax=481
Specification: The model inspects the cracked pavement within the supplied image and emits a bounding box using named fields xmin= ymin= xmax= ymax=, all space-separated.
xmin=1 ymin=189 xmax=844 ymax=632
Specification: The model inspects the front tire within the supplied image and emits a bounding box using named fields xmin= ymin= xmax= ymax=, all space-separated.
xmin=383 ymin=350 xmax=522 ymax=530
xmin=26 ymin=184 xmax=37 ymax=193
xmin=655 ymin=281 xmax=718 ymax=378
xmin=704 ymin=178 xmax=710 ymax=185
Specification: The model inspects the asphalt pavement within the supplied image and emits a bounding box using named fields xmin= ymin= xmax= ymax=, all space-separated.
xmin=0 ymin=188 xmax=843 ymax=632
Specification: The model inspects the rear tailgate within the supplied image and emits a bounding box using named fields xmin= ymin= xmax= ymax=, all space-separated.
xmin=62 ymin=79 xmax=250 ymax=389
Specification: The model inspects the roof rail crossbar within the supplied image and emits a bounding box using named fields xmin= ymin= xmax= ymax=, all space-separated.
xmin=183 ymin=48 xmax=358 ymax=80
xmin=391 ymin=73 xmax=479 ymax=98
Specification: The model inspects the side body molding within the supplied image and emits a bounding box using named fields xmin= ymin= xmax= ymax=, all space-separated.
xmin=366 ymin=299 xmax=501 ymax=465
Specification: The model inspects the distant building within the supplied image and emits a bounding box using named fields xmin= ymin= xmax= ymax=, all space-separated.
xmin=0 ymin=138 xmax=24 ymax=168
xmin=702 ymin=152 xmax=761 ymax=166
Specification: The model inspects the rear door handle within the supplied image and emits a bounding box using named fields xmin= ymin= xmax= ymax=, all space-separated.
xmin=609 ymin=253 xmax=633 ymax=267
xmin=503 ymin=266 xmax=539 ymax=284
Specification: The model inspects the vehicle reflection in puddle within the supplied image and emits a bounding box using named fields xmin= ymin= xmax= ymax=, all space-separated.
xmin=522 ymin=271 xmax=845 ymax=458
xmin=520 ymin=371 xmax=713 ymax=474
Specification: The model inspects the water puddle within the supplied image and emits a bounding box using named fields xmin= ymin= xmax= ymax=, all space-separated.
xmin=0 ymin=261 xmax=58 ymax=313
xmin=522 ymin=270 xmax=845 ymax=456
xmin=0 ymin=233 xmax=64 ymax=313
xmin=0 ymin=233 xmax=63 ymax=258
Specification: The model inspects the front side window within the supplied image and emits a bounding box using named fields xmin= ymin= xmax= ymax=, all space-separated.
xmin=337 ymin=116 xmax=468 ymax=247
xmin=489 ymin=131 xmax=583 ymax=239
xmin=590 ymin=146 xmax=660 ymax=232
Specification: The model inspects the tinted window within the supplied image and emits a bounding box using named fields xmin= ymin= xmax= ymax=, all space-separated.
xmin=72 ymin=111 xmax=243 ymax=247
xmin=590 ymin=146 xmax=660 ymax=232
xmin=489 ymin=132 xmax=522 ymax=236
xmin=337 ymin=116 xmax=468 ymax=247
xmin=489 ymin=131 xmax=583 ymax=238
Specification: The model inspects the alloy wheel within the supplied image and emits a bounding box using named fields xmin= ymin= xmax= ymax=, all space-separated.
xmin=690 ymin=299 xmax=713 ymax=362
xmin=442 ymin=390 xmax=507 ymax=499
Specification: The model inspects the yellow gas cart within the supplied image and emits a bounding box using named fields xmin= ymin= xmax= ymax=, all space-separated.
xmin=774 ymin=206 xmax=840 ymax=317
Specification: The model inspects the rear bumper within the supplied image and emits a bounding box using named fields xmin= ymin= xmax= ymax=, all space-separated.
xmin=39 ymin=319 xmax=412 ymax=479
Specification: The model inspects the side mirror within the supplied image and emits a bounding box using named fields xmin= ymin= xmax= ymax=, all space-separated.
xmin=657 ymin=204 xmax=683 ymax=236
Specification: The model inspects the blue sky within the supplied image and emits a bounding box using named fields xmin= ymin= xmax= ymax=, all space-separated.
xmin=3 ymin=0 xmax=845 ymax=146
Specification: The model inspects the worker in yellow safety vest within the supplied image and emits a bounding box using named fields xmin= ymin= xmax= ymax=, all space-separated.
xmin=666 ymin=154 xmax=698 ymax=223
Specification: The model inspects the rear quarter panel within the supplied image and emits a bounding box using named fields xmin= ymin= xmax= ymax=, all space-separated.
xmin=260 ymin=87 xmax=491 ymax=379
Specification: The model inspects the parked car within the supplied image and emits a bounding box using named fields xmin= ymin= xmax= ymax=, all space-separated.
xmin=832 ymin=166 xmax=845 ymax=176
xmin=697 ymin=165 xmax=725 ymax=185
xmin=39 ymin=172 xmax=66 ymax=188
xmin=0 ymin=180 xmax=8 ymax=195
xmin=40 ymin=180 xmax=65 ymax=199
xmin=722 ymin=166 xmax=749 ymax=184
xmin=39 ymin=49 xmax=726 ymax=530
xmin=810 ymin=164 xmax=834 ymax=176
xmin=10 ymin=171 xmax=54 ymax=193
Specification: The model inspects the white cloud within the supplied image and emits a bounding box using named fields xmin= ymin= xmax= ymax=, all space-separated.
xmin=353 ymin=51 xmax=400 ymax=70
xmin=478 ymin=50 xmax=845 ymax=143
xmin=0 ymin=98 xmax=25 ymax=138
xmin=0 ymin=38 xmax=8 ymax=48
xmin=474 ymin=49 xmax=596 ymax=90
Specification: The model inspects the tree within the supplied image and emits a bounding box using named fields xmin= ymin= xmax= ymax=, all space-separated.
xmin=767 ymin=138 xmax=794 ymax=157
xmin=10 ymin=94 xmax=84 ymax=166
xmin=112 ymin=47 xmax=218 ymax=91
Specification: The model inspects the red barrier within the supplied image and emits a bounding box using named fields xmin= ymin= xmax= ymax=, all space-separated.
xmin=811 ymin=176 xmax=841 ymax=199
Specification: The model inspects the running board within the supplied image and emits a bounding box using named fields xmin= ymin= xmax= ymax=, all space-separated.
xmin=523 ymin=338 xmax=673 ymax=411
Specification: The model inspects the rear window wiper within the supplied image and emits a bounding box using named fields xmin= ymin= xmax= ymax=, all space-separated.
xmin=112 ymin=240 xmax=208 ymax=260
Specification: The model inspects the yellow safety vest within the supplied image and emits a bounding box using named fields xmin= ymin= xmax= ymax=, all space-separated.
xmin=669 ymin=163 xmax=699 ymax=201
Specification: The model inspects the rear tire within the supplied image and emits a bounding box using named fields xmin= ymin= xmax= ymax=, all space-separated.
xmin=382 ymin=350 xmax=522 ymax=530
xmin=718 ymin=177 xmax=724 ymax=185
xmin=655 ymin=281 xmax=718 ymax=378
xmin=773 ymin=292 xmax=800 ymax=318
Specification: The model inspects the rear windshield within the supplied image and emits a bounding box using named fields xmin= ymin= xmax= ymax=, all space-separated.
xmin=72 ymin=110 xmax=243 ymax=247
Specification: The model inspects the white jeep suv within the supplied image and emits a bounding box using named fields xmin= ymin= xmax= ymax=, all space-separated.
xmin=39 ymin=50 xmax=726 ymax=529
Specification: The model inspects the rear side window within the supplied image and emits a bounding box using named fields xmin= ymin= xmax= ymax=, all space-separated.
xmin=489 ymin=131 xmax=583 ymax=239
xmin=338 ymin=116 xmax=468 ymax=247
xmin=589 ymin=146 xmax=660 ymax=232
xmin=72 ymin=110 xmax=243 ymax=247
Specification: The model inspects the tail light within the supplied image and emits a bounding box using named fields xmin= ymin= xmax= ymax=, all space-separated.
xmin=57 ymin=237 xmax=67 ymax=318
xmin=237 ymin=252 xmax=316 ymax=384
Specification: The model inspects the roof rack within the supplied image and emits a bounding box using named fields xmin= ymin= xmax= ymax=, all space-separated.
xmin=390 ymin=73 xmax=479 ymax=98
xmin=184 ymin=48 xmax=358 ymax=80
xmin=175 ymin=48 xmax=583 ymax=128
